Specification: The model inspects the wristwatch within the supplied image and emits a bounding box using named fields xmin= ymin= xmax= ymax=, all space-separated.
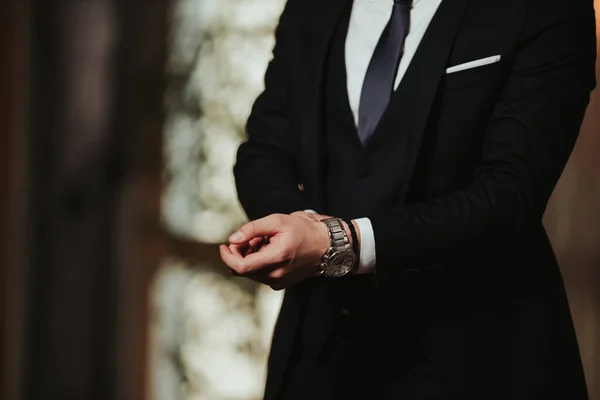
xmin=319 ymin=218 xmax=357 ymax=277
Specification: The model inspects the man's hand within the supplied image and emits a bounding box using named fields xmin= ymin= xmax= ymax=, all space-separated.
xmin=220 ymin=212 xmax=332 ymax=290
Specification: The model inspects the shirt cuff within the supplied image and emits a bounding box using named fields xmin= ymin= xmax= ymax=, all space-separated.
xmin=353 ymin=218 xmax=376 ymax=274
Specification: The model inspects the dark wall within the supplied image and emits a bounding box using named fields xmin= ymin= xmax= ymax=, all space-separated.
xmin=0 ymin=1 xmax=169 ymax=399
xmin=26 ymin=1 xmax=119 ymax=399
xmin=0 ymin=1 xmax=31 ymax=399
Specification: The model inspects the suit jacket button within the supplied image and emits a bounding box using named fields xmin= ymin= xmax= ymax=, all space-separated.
xmin=340 ymin=307 xmax=351 ymax=316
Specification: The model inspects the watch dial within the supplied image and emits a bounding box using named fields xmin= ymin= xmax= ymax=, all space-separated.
xmin=326 ymin=251 xmax=356 ymax=277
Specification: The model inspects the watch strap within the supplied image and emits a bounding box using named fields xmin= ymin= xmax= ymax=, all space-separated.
xmin=322 ymin=218 xmax=349 ymax=249
xmin=344 ymin=219 xmax=360 ymax=273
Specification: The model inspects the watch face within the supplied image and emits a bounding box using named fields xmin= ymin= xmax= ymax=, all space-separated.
xmin=325 ymin=251 xmax=356 ymax=277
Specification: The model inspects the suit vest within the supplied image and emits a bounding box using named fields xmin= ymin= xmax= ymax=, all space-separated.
xmin=298 ymin=6 xmax=380 ymax=355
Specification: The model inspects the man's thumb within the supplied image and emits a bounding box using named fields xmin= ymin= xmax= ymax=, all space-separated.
xmin=228 ymin=214 xmax=284 ymax=244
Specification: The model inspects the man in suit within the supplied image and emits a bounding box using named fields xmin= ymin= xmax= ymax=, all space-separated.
xmin=220 ymin=0 xmax=597 ymax=398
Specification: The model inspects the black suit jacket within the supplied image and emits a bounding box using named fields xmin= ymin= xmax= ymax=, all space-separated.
xmin=234 ymin=0 xmax=597 ymax=398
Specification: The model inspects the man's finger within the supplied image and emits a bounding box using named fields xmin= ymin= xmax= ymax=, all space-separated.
xmin=220 ymin=242 xmax=275 ymax=274
xmin=236 ymin=241 xmax=290 ymax=273
xmin=220 ymin=244 xmax=246 ymax=272
xmin=229 ymin=236 xmax=268 ymax=257
xmin=248 ymin=236 xmax=265 ymax=249
xmin=229 ymin=214 xmax=286 ymax=244
xmin=222 ymin=239 xmax=290 ymax=274
xmin=229 ymin=243 xmax=248 ymax=257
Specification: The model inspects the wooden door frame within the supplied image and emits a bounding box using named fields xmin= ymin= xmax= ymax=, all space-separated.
xmin=0 ymin=1 xmax=31 ymax=399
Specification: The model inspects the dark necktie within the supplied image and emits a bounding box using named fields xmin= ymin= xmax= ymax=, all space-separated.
xmin=357 ymin=0 xmax=412 ymax=145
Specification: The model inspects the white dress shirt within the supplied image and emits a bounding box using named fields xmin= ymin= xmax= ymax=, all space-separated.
xmin=308 ymin=0 xmax=442 ymax=274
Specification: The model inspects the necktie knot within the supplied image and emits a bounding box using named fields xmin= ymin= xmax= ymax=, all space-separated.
xmin=394 ymin=0 xmax=411 ymax=6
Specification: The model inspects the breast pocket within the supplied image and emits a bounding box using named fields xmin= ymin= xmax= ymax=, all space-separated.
xmin=442 ymin=58 xmax=504 ymax=91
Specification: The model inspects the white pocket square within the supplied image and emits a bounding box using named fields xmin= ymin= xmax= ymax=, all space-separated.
xmin=446 ymin=55 xmax=502 ymax=74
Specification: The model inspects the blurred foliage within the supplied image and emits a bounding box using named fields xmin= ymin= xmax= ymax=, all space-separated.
xmin=163 ymin=0 xmax=286 ymax=244
xmin=150 ymin=261 xmax=282 ymax=400
xmin=151 ymin=0 xmax=286 ymax=399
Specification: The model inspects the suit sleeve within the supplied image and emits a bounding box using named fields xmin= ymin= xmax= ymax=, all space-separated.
xmin=234 ymin=0 xmax=313 ymax=221
xmin=368 ymin=0 xmax=597 ymax=282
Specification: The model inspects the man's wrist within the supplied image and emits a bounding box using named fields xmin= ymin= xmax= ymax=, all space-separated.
xmin=317 ymin=219 xmax=331 ymax=254
xmin=313 ymin=219 xmax=330 ymax=276
xmin=341 ymin=220 xmax=360 ymax=246
xmin=352 ymin=220 xmax=361 ymax=250
xmin=343 ymin=219 xmax=360 ymax=273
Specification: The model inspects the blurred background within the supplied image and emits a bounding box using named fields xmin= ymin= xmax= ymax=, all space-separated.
xmin=0 ymin=0 xmax=598 ymax=399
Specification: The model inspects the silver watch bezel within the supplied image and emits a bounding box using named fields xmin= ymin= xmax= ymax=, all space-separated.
xmin=320 ymin=247 xmax=356 ymax=277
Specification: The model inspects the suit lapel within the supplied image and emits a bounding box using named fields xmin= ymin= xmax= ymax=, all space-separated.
xmin=363 ymin=0 xmax=473 ymax=203
xmin=265 ymin=4 xmax=351 ymax=398
xmin=299 ymin=0 xmax=351 ymax=212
